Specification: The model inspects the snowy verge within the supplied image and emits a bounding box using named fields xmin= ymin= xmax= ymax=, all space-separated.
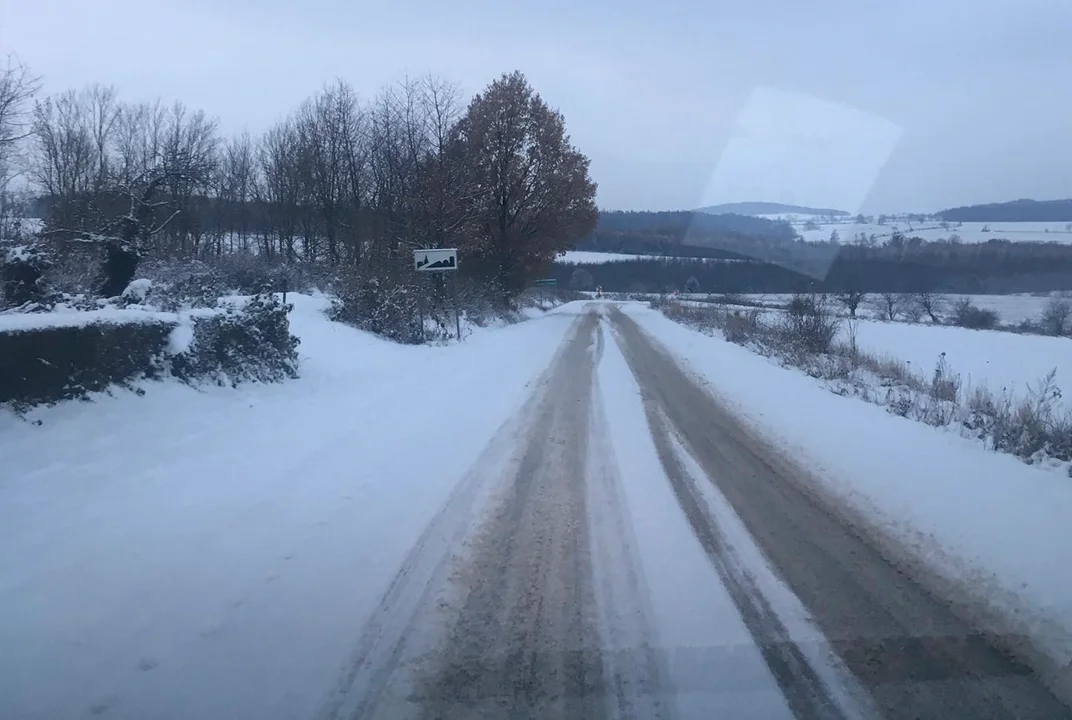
xmin=656 ymin=299 xmax=1072 ymax=472
xmin=622 ymin=301 xmax=1072 ymax=702
xmin=0 ymin=295 xmax=585 ymax=720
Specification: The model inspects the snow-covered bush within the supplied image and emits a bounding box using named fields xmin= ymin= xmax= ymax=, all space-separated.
xmin=331 ymin=273 xmax=422 ymax=344
xmin=171 ymin=290 xmax=300 ymax=385
xmin=1 ymin=244 xmax=52 ymax=307
xmin=120 ymin=278 xmax=153 ymax=305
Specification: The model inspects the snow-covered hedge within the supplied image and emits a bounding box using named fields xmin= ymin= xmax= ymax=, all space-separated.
xmin=0 ymin=318 xmax=175 ymax=408
xmin=1 ymin=291 xmax=300 ymax=409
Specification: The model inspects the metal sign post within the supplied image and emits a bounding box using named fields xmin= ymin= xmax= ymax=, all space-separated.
xmin=414 ymin=248 xmax=461 ymax=341
xmin=534 ymin=278 xmax=556 ymax=310
xmin=453 ymin=273 xmax=461 ymax=340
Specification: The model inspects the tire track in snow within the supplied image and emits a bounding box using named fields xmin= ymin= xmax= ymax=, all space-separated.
xmin=607 ymin=305 xmax=1071 ymax=720
xmin=412 ymin=309 xmax=606 ymax=719
xmin=608 ymin=308 xmax=846 ymax=719
xmin=321 ymin=307 xmax=672 ymax=719
xmin=316 ymin=313 xmax=590 ymax=720
xmin=587 ymin=318 xmax=676 ymax=719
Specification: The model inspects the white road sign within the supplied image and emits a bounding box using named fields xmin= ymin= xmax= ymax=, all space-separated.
xmin=414 ymin=248 xmax=458 ymax=272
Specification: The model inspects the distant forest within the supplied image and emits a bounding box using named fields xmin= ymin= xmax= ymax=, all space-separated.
xmin=580 ymin=210 xmax=800 ymax=257
xmin=937 ymin=199 xmax=1072 ymax=223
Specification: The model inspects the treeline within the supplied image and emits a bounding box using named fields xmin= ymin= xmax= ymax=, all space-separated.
xmin=1 ymin=58 xmax=597 ymax=318
xmin=556 ymin=238 xmax=1072 ymax=294
xmin=937 ymin=199 xmax=1072 ymax=223
xmin=576 ymin=209 xmax=811 ymax=261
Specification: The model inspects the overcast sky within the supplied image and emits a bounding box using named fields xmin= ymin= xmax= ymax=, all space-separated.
xmin=3 ymin=0 xmax=1070 ymax=213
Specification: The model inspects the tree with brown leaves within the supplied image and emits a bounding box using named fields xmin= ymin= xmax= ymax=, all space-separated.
xmin=454 ymin=71 xmax=597 ymax=299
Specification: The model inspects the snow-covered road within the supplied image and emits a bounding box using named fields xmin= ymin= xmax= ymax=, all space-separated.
xmin=2 ymin=298 xmax=1070 ymax=719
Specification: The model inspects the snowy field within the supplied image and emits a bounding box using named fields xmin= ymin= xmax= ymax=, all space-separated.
xmin=789 ymin=219 xmax=1072 ymax=245
xmin=845 ymin=318 xmax=1072 ymax=407
xmin=675 ymin=293 xmax=1072 ymax=407
xmin=625 ymin=303 xmax=1072 ymax=686
xmin=0 ymin=295 xmax=581 ymax=719
xmin=735 ymin=292 xmax=1068 ymax=325
xmin=556 ymin=251 xmax=743 ymax=265
xmin=557 ymin=250 xmax=649 ymax=263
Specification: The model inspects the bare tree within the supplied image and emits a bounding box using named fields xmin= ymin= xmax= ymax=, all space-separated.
xmin=836 ymin=288 xmax=867 ymax=317
xmin=1040 ymin=297 xmax=1072 ymax=336
xmin=211 ymin=132 xmax=255 ymax=254
xmin=30 ymin=90 xmax=96 ymax=200
xmin=95 ymin=149 xmax=216 ymax=295
xmin=879 ymin=292 xmax=901 ymax=321
xmin=913 ymin=291 xmax=946 ymax=323
xmin=257 ymin=120 xmax=302 ymax=260
xmin=408 ymin=76 xmax=477 ymax=260
xmin=86 ymin=84 xmax=120 ymax=190
xmin=113 ymin=99 xmax=167 ymax=186
xmin=0 ymin=55 xmax=41 ymax=187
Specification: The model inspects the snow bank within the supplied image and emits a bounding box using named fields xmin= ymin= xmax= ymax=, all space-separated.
xmin=0 ymin=294 xmax=584 ymax=720
xmin=624 ymin=302 xmax=1072 ymax=679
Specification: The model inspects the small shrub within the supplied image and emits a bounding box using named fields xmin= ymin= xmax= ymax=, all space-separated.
xmin=331 ymin=272 xmax=423 ymax=344
xmin=780 ymin=293 xmax=841 ymax=354
xmin=929 ymin=353 xmax=961 ymax=403
xmin=1040 ymin=297 xmax=1072 ymax=336
xmin=723 ymin=309 xmax=762 ymax=345
xmin=173 ymin=291 xmax=300 ymax=385
xmin=2 ymin=244 xmax=52 ymax=307
xmin=951 ymin=298 xmax=998 ymax=330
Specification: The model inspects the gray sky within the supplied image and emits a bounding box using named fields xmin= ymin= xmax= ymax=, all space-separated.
xmin=2 ymin=0 xmax=1070 ymax=213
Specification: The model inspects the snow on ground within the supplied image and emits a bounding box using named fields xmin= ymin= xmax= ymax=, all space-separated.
xmin=735 ymin=293 xmax=1067 ymax=325
xmin=556 ymin=251 xmax=744 ymax=265
xmin=0 ymin=306 xmax=215 ymax=332
xmin=624 ymin=301 xmax=1072 ymax=675
xmin=558 ymin=250 xmax=651 ymax=263
xmin=792 ymin=220 xmax=1072 ymax=245
xmin=667 ymin=296 xmax=1072 ymax=404
xmin=844 ymin=317 xmax=1072 ymax=407
xmin=595 ymin=321 xmax=874 ymax=718
xmin=595 ymin=318 xmax=794 ymax=717
xmin=0 ymin=294 xmax=582 ymax=720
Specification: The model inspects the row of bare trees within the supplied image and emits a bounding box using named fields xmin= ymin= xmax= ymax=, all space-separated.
xmin=2 ymin=55 xmax=598 ymax=305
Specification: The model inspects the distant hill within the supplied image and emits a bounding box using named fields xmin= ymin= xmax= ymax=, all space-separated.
xmin=937 ymin=199 xmax=1072 ymax=223
xmin=697 ymin=201 xmax=850 ymax=217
